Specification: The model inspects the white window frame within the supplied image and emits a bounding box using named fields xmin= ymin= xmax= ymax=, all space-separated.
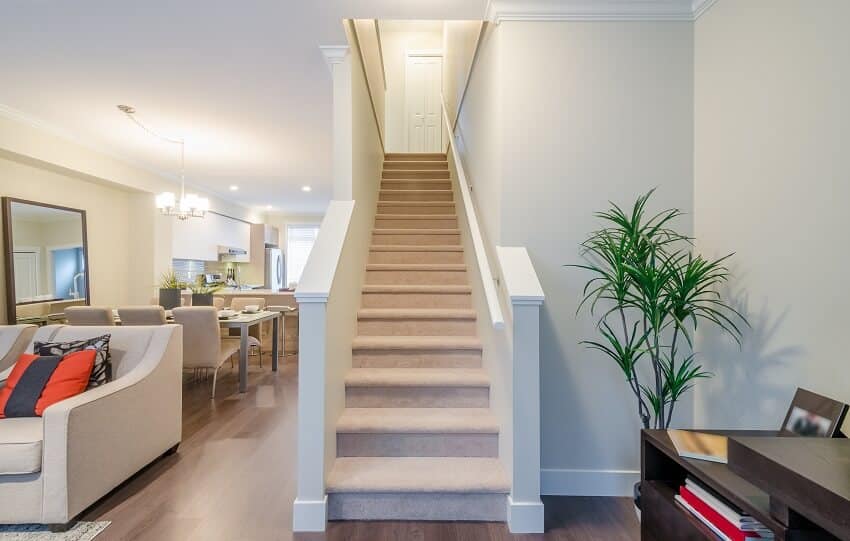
xmin=285 ymin=223 xmax=321 ymax=287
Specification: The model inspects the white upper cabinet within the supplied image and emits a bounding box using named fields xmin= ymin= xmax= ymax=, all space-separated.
xmin=172 ymin=213 xmax=251 ymax=262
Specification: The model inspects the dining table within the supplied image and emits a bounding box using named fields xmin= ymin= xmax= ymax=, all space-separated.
xmin=113 ymin=309 xmax=286 ymax=393
xmin=218 ymin=310 xmax=283 ymax=393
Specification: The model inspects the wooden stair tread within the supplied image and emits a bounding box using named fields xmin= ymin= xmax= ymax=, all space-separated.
xmin=327 ymin=457 xmax=509 ymax=493
xmin=352 ymin=336 xmax=482 ymax=351
xmin=373 ymin=228 xmax=460 ymax=234
xmin=370 ymin=245 xmax=463 ymax=252
xmin=337 ymin=408 xmax=498 ymax=434
xmin=375 ymin=214 xmax=457 ymax=219
xmin=377 ymin=201 xmax=456 ymax=206
xmin=345 ymin=367 xmax=489 ymax=387
xmin=366 ymin=263 xmax=465 ymax=271
xmin=362 ymin=285 xmax=471 ymax=293
xmin=357 ymin=308 xmax=476 ymax=320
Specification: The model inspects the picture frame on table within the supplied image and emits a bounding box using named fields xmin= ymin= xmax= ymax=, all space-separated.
xmin=780 ymin=388 xmax=848 ymax=438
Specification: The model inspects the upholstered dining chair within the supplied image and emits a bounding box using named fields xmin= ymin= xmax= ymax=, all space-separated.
xmin=118 ymin=306 xmax=167 ymax=325
xmin=172 ymin=307 xmax=240 ymax=398
xmin=228 ymin=297 xmax=267 ymax=366
xmin=213 ymin=297 xmax=226 ymax=310
xmin=64 ymin=306 xmax=115 ymax=326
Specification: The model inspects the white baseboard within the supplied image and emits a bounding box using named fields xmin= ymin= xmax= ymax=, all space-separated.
xmin=292 ymin=496 xmax=328 ymax=532
xmin=541 ymin=468 xmax=639 ymax=497
xmin=507 ymin=496 xmax=545 ymax=533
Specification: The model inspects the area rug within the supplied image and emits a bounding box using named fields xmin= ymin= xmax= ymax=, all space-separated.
xmin=0 ymin=522 xmax=109 ymax=541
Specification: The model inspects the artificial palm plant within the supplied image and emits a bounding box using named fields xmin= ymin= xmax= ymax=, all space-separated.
xmin=571 ymin=190 xmax=747 ymax=429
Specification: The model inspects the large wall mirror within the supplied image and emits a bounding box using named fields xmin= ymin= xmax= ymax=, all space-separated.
xmin=2 ymin=197 xmax=90 ymax=324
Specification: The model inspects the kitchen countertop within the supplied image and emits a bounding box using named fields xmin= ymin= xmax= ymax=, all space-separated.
xmin=180 ymin=288 xmax=296 ymax=296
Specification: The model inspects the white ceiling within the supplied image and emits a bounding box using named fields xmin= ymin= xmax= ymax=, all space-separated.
xmin=0 ymin=0 xmax=487 ymax=214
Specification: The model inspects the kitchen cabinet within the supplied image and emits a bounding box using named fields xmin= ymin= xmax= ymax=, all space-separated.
xmin=172 ymin=212 xmax=251 ymax=262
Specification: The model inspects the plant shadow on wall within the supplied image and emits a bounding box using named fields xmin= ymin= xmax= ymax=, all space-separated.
xmin=568 ymin=190 xmax=749 ymax=430
xmin=698 ymin=281 xmax=804 ymax=429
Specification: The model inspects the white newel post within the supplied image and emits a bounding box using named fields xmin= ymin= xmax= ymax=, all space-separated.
xmin=292 ymin=297 xmax=328 ymax=531
xmin=498 ymin=247 xmax=546 ymax=534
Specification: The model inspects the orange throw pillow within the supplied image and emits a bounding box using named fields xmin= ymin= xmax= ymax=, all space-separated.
xmin=0 ymin=350 xmax=96 ymax=418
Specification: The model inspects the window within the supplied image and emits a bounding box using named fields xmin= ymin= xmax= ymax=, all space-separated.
xmin=286 ymin=224 xmax=320 ymax=287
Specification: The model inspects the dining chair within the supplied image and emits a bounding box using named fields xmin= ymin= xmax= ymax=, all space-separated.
xmin=118 ymin=306 xmax=167 ymax=325
xmin=64 ymin=306 xmax=115 ymax=326
xmin=213 ymin=297 xmax=225 ymax=310
xmin=228 ymin=297 xmax=267 ymax=366
xmin=172 ymin=307 xmax=240 ymax=398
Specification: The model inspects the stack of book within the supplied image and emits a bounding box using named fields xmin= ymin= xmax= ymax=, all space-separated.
xmin=674 ymin=478 xmax=774 ymax=540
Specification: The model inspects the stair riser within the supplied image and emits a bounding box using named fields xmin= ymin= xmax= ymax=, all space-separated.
xmin=383 ymin=170 xmax=451 ymax=179
xmin=383 ymin=161 xmax=449 ymax=170
xmin=378 ymin=203 xmax=456 ymax=215
xmin=365 ymin=270 xmax=468 ymax=285
xmin=385 ymin=154 xmax=446 ymax=162
xmin=352 ymin=350 xmax=482 ymax=368
xmin=337 ymin=433 xmax=498 ymax=457
xmin=379 ymin=191 xmax=453 ymax=202
xmin=346 ymin=386 xmax=489 ymax=408
xmin=368 ymin=250 xmax=463 ymax=264
xmin=361 ymin=292 xmax=472 ymax=309
xmin=357 ymin=318 xmax=477 ymax=336
xmin=375 ymin=217 xmax=457 ymax=229
xmin=380 ymin=180 xmax=452 ymax=191
xmin=328 ymin=493 xmax=507 ymax=521
xmin=372 ymin=233 xmax=460 ymax=245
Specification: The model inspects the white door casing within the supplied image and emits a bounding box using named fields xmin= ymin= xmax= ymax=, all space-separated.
xmin=13 ymin=250 xmax=39 ymax=301
xmin=405 ymin=51 xmax=443 ymax=153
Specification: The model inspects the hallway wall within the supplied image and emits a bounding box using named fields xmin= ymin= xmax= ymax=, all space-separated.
xmin=693 ymin=0 xmax=850 ymax=431
xmin=380 ymin=20 xmax=443 ymax=152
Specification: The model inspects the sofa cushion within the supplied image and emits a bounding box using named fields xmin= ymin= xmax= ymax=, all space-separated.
xmin=0 ymin=417 xmax=43 ymax=474
xmin=34 ymin=334 xmax=111 ymax=388
xmin=0 ymin=351 xmax=96 ymax=418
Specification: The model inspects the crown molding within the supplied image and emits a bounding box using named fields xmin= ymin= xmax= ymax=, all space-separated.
xmin=485 ymin=0 xmax=719 ymax=23
xmin=691 ymin=0 xmax=719 ymax=19
xmin=318 ymin=45 xmax=350 ymax=73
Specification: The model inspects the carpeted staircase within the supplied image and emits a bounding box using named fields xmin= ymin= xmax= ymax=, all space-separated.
xmin=326 ymin=153 xmax=509 ymax=522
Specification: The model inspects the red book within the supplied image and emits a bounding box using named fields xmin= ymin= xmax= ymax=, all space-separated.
xmin=679 ymin=486 xmax=767 ymax=541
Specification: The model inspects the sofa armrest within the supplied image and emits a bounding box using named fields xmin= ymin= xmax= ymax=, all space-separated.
xmin=0 ymin=324 xmax=37 ymax=373
xmin=39 ymin=325 xmax=183 ymax=523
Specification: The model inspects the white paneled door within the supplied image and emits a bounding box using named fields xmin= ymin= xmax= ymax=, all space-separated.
xmin=405 ymin=53 xmax=443 ymax=153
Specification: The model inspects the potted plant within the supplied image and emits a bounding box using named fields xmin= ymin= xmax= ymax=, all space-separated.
xmin=570 ymin=190 xmax=747 ymax=514
xmin=158 ymin=271 xmax=186 ymax=310
xmin=189 ymin=276 xmax=223 ymax=307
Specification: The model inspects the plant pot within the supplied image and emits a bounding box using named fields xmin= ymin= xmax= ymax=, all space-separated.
xmin=633 ymin=481 xmax=642 ymax=522
xmin=159 ymin=288 xmax=183 ymax=310
xmin=192 ymin=293 xmax=214 ymax=307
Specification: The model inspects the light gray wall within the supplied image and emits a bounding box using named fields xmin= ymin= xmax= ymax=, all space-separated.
xmin=455 ymin=23 xmax=504 ymax=246
xmin=693 ymin=0 xmax=850 ymax=430
xmin=458 ymin=20 xmax=695 ymax=493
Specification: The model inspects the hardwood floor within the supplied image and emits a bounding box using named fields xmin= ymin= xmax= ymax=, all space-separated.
xmin=81 ymin=358 xmax=640 ymax=541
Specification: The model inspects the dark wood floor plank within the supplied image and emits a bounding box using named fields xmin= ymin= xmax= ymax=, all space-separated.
xmin=80 ymin=358 xmax=639 ymax=541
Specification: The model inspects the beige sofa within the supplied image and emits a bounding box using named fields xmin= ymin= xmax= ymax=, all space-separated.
xmin=0 ymin=324 xmax=183 ymax=526
xmin=0 ymin=325 xmax=37 ymax=373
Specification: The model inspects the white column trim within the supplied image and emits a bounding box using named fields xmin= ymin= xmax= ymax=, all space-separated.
xmin=319 ymin=45 xmax=350 ymax=73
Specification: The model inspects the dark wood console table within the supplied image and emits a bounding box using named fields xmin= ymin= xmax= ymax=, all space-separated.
xmin=729 ymin=437 xmax=850 ymax=540
xmin=641 ymin=429 xmax=842 ymax=541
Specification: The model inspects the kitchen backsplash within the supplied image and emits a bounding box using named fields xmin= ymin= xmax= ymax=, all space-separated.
xmin=172 ymin=259 xmax=235 ymax=284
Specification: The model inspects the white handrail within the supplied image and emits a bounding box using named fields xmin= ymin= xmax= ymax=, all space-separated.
xmin=441 ymin=95 xmax=505 ymax=330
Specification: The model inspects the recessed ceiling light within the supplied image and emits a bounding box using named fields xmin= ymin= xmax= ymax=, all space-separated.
xmin=301 ymin=185 xmax=312 ymax=192
xmin=229 ymin=185 xmax=239 ymax=191
xmin=266 ymin=205 xmax=273 ymax=210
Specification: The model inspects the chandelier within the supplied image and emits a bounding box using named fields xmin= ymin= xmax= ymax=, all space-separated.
xmin=118 ymin=105 xmax=209 ymax=220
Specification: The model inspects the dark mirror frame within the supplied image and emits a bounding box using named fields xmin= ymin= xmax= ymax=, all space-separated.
xmin=2 ymin=197 xmax=91 ymax=324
